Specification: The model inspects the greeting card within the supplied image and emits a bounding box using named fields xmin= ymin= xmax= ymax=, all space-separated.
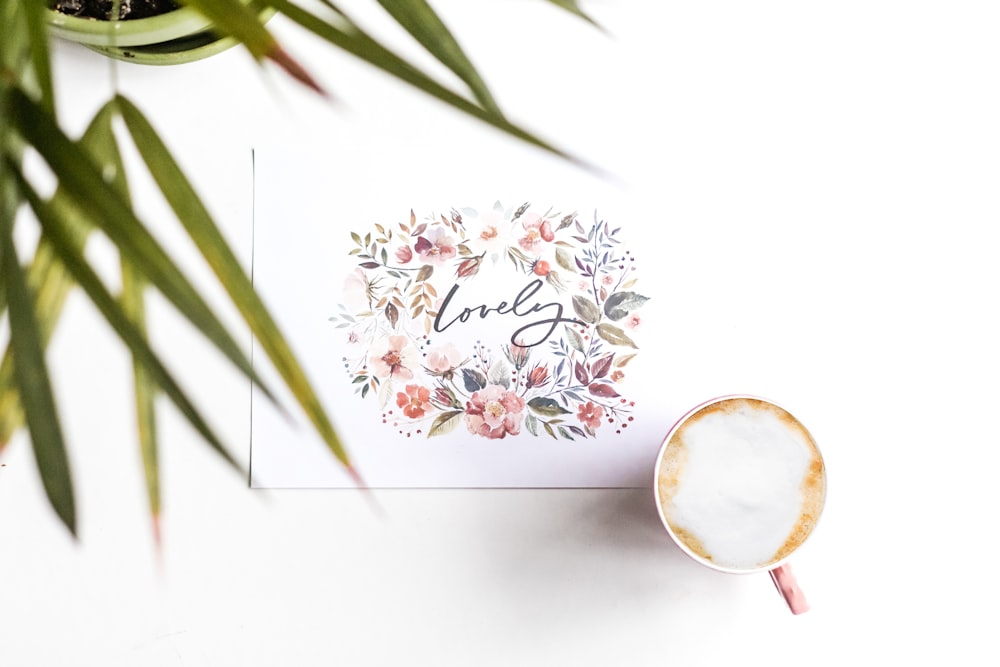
xmin=249 ymin=140 xmax=669 ymax=488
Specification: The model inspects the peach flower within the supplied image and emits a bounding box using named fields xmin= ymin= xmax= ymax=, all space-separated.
xmin=577 ymin=401 xmax=603 ymax=430
xmin=517 ymin=214 xmax=555 ymax=255
xmin=396 ymin=384 xmax=432 ymax=419
xmin=369 ymin=335 xmax=418 ymax=380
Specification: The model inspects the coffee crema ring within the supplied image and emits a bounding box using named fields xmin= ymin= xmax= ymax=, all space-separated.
xmin=654 ymin=396 xmax=826 ymax=573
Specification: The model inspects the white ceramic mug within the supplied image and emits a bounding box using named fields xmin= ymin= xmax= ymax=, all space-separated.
xmin=653 ymin=395 xmax=826 ymax=614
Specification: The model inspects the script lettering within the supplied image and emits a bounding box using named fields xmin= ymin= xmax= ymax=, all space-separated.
xmin=433 ymin=279 xmax=582 ymax=347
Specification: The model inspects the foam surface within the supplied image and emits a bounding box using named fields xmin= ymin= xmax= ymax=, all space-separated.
xmin=657 ymin=398 xmax=824 ymax=570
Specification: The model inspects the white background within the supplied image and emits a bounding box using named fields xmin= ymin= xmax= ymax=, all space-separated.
xmin=2 ymin=1 xmax=998 ymax=664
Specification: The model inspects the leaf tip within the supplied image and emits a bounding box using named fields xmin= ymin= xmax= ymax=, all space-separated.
xmin=347 ymin=466 xmax=386 ymax=517
xmin=151 ymin=513 xmax=163 ymax=550
xmin=268 ymin=46 xmax=329 ymax=99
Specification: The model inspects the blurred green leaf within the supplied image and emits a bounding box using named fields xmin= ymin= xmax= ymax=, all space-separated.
xmin=13 ymin=166 xmax=243 ymax=475
xmin=122 ymin=261 xmax=161 ymax=533
xmin=6 ymin=88 xmax=277 ymax=406
xmin=22 ymin=0 xmax=55 ymax=114
xmin=0 ymin=174 xmax=75 ymax=537
xmin=0 ymin=104 xmax=117 ymax=447
xmin=0 ymin=0 xmax=52 ymax=111
xmin=376 ymin=0 xmax=503 ymax=116
xmin=115 ymin=95 xmax=352 ymax=469
xmin=181 ymin=0 xmax=275 ymax=60
xmin=82 ymin=102 xmax=164 ymax=536
xmin=181 ymin=0 xmax=324 ymax=93
xmin=268 ymin=0 xmax=586 ymax=169
xmin=543 ymin=0 xmax=601 ymax=28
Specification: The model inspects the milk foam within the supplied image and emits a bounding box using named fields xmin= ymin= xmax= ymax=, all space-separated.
xmin=657 ymin=398 xmax=824 ymax=571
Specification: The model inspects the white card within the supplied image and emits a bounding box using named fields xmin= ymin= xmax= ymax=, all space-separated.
xmin=249 ymin=139 xmax=669 ymax=488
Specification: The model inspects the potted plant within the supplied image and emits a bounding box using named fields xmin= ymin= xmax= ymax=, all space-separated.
xmin=2 ymin=0 xmax=592 ymax=538
xmin=46 ymin=0 xmax=276 ymax=64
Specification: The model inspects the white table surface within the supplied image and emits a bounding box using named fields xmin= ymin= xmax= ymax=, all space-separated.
xmin=2 ymin=2 xmax=998 ymax=664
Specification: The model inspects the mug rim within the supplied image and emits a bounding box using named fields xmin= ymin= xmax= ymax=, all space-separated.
xmin=652 ymin=394 xmax=826 ymax=575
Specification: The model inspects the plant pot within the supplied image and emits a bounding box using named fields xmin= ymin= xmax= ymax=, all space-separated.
xmin=46 ymin=5 xmax=273 ymax=65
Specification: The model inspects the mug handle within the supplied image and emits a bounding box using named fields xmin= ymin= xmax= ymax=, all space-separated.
xmin=769 ymin=563 xmax=809 ymax=614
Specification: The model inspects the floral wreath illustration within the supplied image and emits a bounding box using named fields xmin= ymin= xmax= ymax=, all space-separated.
xmin=329 ymin=202 xmax=649 ymax=441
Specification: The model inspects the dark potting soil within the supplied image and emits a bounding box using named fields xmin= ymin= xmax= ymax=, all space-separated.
xmin=51 ymin=0 xmax=180 ymax=20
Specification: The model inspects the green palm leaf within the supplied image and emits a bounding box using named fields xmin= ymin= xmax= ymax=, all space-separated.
xmin=0 ymin=176 xmax=75 ymax=537
xmin=6 ymin=89 xmax=276 ymax=406
xmin=13 ymin=167 xmax=243 ymax=475
xmin=543 ymin=0 xmax=601 ymax=29
xmin=115 ymin=94 xmax=352 ymax=470
xmin=267 ymin=0 xmax=586 ymax=168
xmin=181 ymin=0 xmax=275 ymax=59
xmin=375 ymin=0 xmax=503 ymax=116
xmin=79 ymin=102 xmax=164 ymax=539
xmin=0 ymin=105 xmax=117 ymax=448
xmin=181 ymin=0 xmax=324 ymax=93
xmin=122 ymin=260 xmax=161 ymax=538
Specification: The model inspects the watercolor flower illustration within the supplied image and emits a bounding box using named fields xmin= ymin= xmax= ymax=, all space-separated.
xmin=415 ymin=227 xmax=458 ymax=265
xmin=397 ymin=384 xmax=433 ymax=419
xmin=464 ymin=384 xmax=526 ymax=439
xmin=369 ymin=335 xmax=419 ymax=380
xmin=517 ymin=213 xmax=555 ymax=255
xmin=577 ymin=401 xmax=604 ymax=430
xmin=329 ymin=202 xmax=650 ymax=441
xmin=395 ymin=245 xmax=414 ymax=264
xmin=426 ymin=343 xmax=463 ymax=374
xmin=470 ymin=210 xmax=508 ymax=253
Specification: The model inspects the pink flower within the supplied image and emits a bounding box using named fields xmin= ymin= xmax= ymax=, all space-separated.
xmin=414 ymin=227 xmax=457 ymax=266
xmin=465 ymin=384 xmax=525 ymax=439
xmin=601 ymin=274 xmax=615 ymax=286
xmin=517 ymin=214 xmax=555 ymax=255
xmin=625 ymin=313 xmax=642 ymax=330
xmin=369 ymin=335 xmax=418 ymax=380
xmin=577 ymin=401 xmax=603 ymax=430
xmin=610 ymin=369 xmax=625 ymax=382
xmin=455 ymin=255 xmax=483 ymax=279
xmin=426 ymin=343 xmax=462 ymax=373
xmin=395 ymin=245 xmax=414 ymax=264
xmin=396 ymin=384 xmax=432 ymax=419
xmin=433 ymin=386 xmax=461 ymax=409
xmin=526 ymin=364 xmax=550 ymax=389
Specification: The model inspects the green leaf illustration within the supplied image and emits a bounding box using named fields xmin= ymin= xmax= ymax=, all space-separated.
xmin=596 ymin=323 xmax=638 ymax=349
xmin=488 ymin=359 xmax=511 ymax=390
xmin=428 ymin=410 xmax=464 ymax=437
xmin=385 ymin=302 xmax=399 ymax=329
xmin=603 ymin=291 xmax=649 ymax=321
xmin=565 ymin=325 xmax=585 ymax=354
xmin=416 ymin=264 xmax=434 ymax=282
xmin=461 ymin=368 xmax=488 ymax=393
xmin=571 ymin=295 xmax=601 ymax=324
xmin=555 ymin=247 xmax=577 ymax=273
xmin=527 ymin=396 xmax=571 ymax=418
xmin=525 ymin=413 xmax=540 ymax=436
xmin=614 ymin=353 xmax=637 ymax=368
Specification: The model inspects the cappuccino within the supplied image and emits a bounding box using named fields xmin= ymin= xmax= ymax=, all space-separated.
xmin=655 ymin=397 xmax=825 ymax=572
